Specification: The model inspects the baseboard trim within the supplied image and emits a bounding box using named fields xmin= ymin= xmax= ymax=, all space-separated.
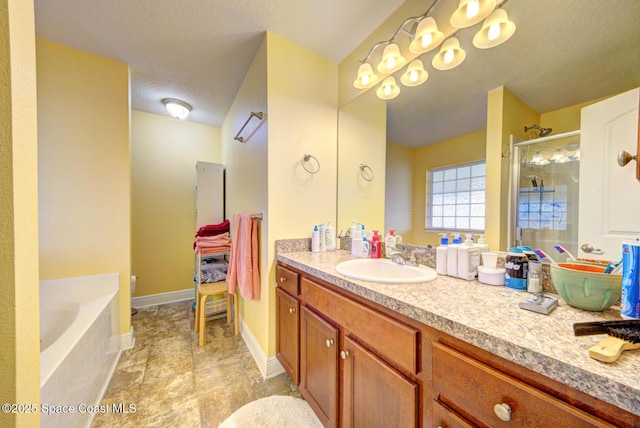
xmin=110 ymin=326 xmax=135 ymax=352
xmin=240 ymin=319 xmax=285 ymax=380
xmin=131 ymin=288 xmax=193 ymax=308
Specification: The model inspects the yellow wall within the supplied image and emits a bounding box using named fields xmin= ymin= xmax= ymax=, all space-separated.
xmin=385 ymin=142 xmax=414 ymax=242
xmin=485 ymin=86 xmax=539 ymax=251
xmin=222 ymin=36 xmax=269 ymax=354
xmin=36 ymin=39 xmax=131 ymax=335
xmin=223 ymin=32 xmax=338 ymax=358
xmin=1 ymin=1 xmax=40 ymax=426
xmin=411 ymin=130 xmax=486 ymax=246
xmin=131 ymin=110 xmax=221 ymax=296
xmin=540 ymin=100 xmax=596 ymax=135
xmin=337 ymin=89 xmax=387 ymax=234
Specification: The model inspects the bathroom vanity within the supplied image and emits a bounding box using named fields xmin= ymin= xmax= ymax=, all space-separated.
xmin=275 ymin=249 xmax=640 ymax=427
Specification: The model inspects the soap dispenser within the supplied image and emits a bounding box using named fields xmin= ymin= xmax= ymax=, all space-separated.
xmin=371 ymin=230 xmax=381 ymax=258
xmin=474 ymin=234 xmax=490 ymax=252
xmin=436 ymin=233 xmax=448 ymax=275
xmin=447 ymin=234 xmax=462 ymax=277
xmin=458 ymin=234 xmax=480 ymax=280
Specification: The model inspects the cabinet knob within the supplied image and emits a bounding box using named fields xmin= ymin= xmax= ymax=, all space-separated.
xmin=493 ymin=403 xmax=512 ymax=422
xmin=289 ymin=307 xmax=296 ymax=314
xmin=340 ymin=350 xmax=350 ymax=359
xmin=325 ymin=339 xmax=334 ymax=348
xmin=280 ymin=277 xmax=287 ymax=283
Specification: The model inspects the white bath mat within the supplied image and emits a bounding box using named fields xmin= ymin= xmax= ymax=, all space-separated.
xmin=218 ymin=395 xmax=322 ymax=428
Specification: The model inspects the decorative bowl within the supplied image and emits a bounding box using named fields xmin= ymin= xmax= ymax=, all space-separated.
xmin=549 ymin=263 xmax=621 ymax=311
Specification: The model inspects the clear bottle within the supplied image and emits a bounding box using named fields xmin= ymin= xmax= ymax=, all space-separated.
xmin=527 ymin=261 xmax=542 ymax=293
xmin=436 ymin=233 xmax=448 ymax=275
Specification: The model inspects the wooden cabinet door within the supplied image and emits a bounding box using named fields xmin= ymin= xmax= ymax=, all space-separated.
xmin=300 ymin=306 xmax=339 ymax=428
xmin=341 ymin=336 xmax=418 ymax=428
xmin=276 ymin=288 xmax=299 ymax=384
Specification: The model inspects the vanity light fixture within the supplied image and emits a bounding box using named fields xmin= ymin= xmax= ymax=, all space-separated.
xmin=377 ymin=43 xmax=406 ymax=74
xmin=376 ymin=76 xmax=401 ymax=100
xmin=401 ymin=59 xmax=429 ymax=86
xmin=531 ymin=152 xmax=550 ymax=166
xmin=432 ymin=38 xmax=466 ymax=71
xmin=551 ymin=148 xmax=569 ymax=163
xmin=451 ymin=0 xmax=497 ymax=29
xmin=409 ymin=17 xmax=445 ymax=54
xmin=472 ymin=9 xmax=516 ymax=49
xmin=162 ymin=98 xmax=192 ymax=120
xmin=354 ymin=0 xmax=516 ymax=100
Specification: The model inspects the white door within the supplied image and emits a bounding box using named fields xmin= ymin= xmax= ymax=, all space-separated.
xmin=578 ymin=87 xmax=640 ymax=261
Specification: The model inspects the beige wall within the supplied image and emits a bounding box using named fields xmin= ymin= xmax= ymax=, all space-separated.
xmin=412 ymin=130 xmax=486 ymax=246
xmin=385 ymin=143 xmax=415 ymax=242
xmin=131 ymin=110 xmax=221 ymax=297
xmin=36 ymin=39 xmax=131 ymax=335
xmin=337 ymin=89 xmax=387 ymax=234
xmin=223 ymin=32 xmax=338 ymax=358
xmin=0 ymin=1 xmax=40 ymax=425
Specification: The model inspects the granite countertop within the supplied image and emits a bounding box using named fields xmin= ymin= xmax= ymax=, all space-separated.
xmin=276 ymin=249 xmax=640 ymax=418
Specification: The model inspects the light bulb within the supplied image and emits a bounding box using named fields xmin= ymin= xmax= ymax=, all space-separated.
xmin=383 ymin=84 xmax=392 ymax=96
xmin=386 ymin=56 xmax=396 ymax=69
xmin=466 ymin=0 xmax=480 ymax=19
xmin=421 ymin=32 xmax=433 ymax=49
xmin=409 ymin=70 xmax=419 ymax=82
xmin=361 ymin=74 xmax=369 ymax=86
xmin=444 ymin=49 xmax=455 ymax=64
xmin=488 ymin=22 xmax=501 ymax=40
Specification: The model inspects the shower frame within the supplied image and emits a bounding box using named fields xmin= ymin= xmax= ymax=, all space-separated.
xmin=507 ymin=130 xmax=581 ymax=250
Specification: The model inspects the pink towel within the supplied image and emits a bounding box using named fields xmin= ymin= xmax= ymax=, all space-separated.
xmin=227 ymin=213 xmax=260 ymax=300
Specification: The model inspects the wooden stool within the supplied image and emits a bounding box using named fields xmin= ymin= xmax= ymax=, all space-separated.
xmin=194 ymin=281 xmax=239 ymax=346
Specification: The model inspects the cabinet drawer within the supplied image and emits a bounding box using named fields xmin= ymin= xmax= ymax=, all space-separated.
xmin=432 ymin=400 xmax=473 ymax=428
xmin=276 ymin=265 xmax=299 ymax=296
xmin=432 ymin=343 xmax=613 ymax=427
xmin=301 ymin=277 xmax=420 ymax=374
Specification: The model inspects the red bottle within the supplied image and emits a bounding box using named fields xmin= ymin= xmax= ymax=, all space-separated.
xmin=371 ymin=230 xmax=381 ymax=258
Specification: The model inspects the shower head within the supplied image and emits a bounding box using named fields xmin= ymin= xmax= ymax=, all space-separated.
xmin=524 ymin=125 xmax=553 ymax=138
xmin=539 ymin=127 xmax=552 ymax=137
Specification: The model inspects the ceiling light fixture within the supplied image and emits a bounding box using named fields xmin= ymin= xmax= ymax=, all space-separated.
xmin=354 ymin=0 xmax=515 ymax=100
xmin=162 ymin=98 xmax=192 ymax=120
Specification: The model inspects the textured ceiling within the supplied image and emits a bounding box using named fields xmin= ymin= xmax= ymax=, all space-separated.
xmin=34 ymin=0 xmax=640 ymax=148
xmin=34 ymin=0 xmax=405 ymax=128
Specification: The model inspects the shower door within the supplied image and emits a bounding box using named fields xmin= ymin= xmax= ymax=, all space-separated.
xmin=509 ymin=131 xmax=580 ymax=262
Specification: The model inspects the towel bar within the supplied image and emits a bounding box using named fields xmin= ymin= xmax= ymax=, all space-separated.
xmin=234 ymin=111 xmax=264 ymax=143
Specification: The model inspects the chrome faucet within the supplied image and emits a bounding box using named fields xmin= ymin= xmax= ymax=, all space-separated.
xmin=387 ymin=250 xmax=418 ymax=266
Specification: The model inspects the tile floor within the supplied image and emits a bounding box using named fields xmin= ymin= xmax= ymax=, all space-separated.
xmin=91 ymin=301 xmax=300 ymax=427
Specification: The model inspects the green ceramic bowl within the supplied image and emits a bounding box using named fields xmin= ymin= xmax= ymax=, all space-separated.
xmin=549 ymin=263 xmax=622 ymax=311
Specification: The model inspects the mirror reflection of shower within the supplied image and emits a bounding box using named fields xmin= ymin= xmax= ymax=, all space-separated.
xmin=524 ymin=124 xmax=553 ymax=139
xmin=509 ymin=130 xmax=581 ymax=262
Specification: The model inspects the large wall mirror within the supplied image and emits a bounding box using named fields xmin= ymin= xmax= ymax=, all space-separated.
xmin=337 ymin=0 xmax=640 ymax=252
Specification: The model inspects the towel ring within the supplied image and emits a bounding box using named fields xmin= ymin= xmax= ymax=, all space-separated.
xmin=301 ymin=154 xmax=320 ymax=174
xmin=359 ymin=164 xmax=374 ymax=182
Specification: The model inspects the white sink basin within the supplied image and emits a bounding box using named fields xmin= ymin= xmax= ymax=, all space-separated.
xmin=335 ymin=258 xmax=437 ymax=284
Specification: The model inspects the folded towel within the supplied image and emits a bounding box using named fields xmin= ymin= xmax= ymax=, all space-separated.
xmin=196 ymin=220 xmax=230 ymax=237
xmin=193 ymin=233 xmax=231 ymax=250
xmin=194 ymin=244 xmax=231 ymax=255
xmin=227 ymin=213 xmax=260 ymax=300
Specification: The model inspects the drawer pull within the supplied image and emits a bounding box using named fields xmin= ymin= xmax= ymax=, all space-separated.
xmin=289 ymin=307 xmax=296 ymax=314
xmin=326 ymin=339 xmax=334 ymax=348
xmin=494 ymin=403 xmax=512 ymax=422
xmin=340 ymin=350 xmax=350 ymax=359
xmin=280 ymin=277 xmax=287 ymax=283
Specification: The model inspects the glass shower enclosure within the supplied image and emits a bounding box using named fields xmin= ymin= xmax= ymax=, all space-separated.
xmin=508 ymin=130 xmax=580 ymax=263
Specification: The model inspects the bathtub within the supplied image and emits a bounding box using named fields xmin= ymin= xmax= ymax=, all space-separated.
xmin=40 ymin=273 xmax=120 ymax=428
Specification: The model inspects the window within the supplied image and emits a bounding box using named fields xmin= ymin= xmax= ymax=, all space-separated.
xmin=426 ymin=161 xmax=486 ymax=232
xmin=517 ymin=184 xmax=567 ymax=231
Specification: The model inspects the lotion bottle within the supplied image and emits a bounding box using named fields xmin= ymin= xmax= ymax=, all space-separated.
xmin=447 ymin=234 xmax=462 ymax=277
xmin=385 ymin=230 xmax=397 ymax=256
xmin=312 ymin=226 xmax=320 ymax=252
xmin=325 ymin=221 xmax=336 ymax=251
xmin=436 ymin=233 xmax=449 ymax=275
xmin=319 ymin=224 xmax=326 ymax=252
xmin=458 ymin=234 xmax=480 ymax=280
xmin=474 ymin=234 xmax=490 ymax=252
xmin=361 ymin=236 xmax=370 ymax=258
xmin=351 ymin=228 xmax=363 ymax=257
